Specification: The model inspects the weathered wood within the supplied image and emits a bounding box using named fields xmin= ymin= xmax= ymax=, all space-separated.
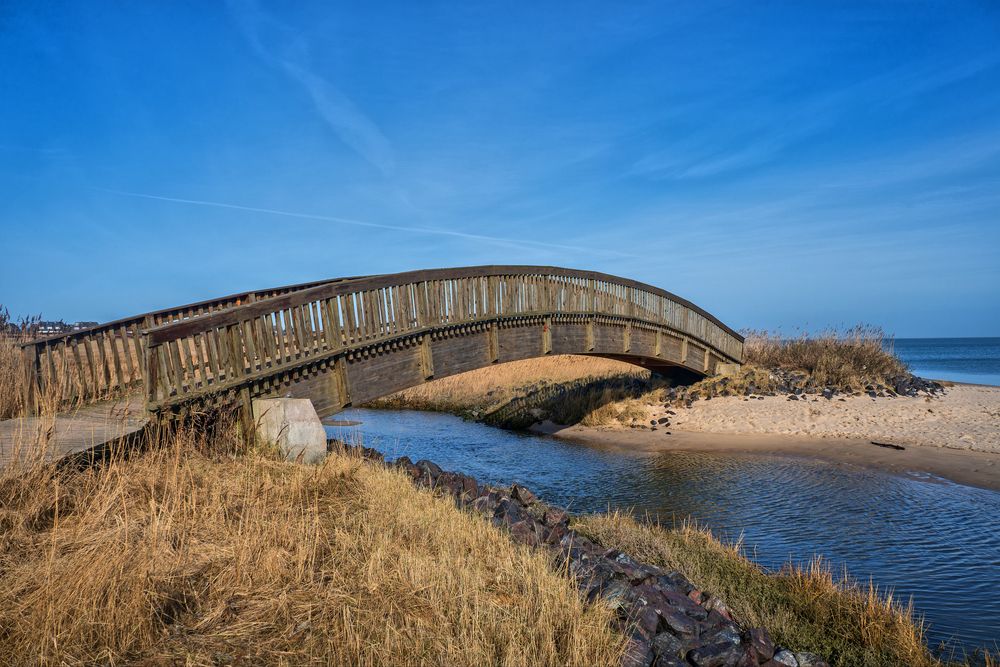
xmin=17 ymin=266 xmax=743 ymax=434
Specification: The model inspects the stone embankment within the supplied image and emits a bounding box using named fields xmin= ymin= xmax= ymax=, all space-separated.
xmin=667 ymin=369 xmax=944 ymax=408
xmin=338 ymin=442 xmax=829 ymax=667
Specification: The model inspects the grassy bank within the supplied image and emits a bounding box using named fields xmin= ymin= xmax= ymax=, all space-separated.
xmin=742 ymin=326 xmax=908 ymax=389
xmin=0 ymin=435 xmax=622 ymax=666
xmin=573 ymin=512 xmax=958 ymax=667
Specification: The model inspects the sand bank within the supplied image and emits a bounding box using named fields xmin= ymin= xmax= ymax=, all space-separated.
xmin=530 ymin=384 xmax=1000 ymax=491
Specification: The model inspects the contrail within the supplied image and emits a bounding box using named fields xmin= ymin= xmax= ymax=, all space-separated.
xmin=96 ymin=188 xmax=635 ymax=258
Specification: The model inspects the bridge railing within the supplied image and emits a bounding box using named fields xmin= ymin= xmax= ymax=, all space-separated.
xmin=141 ymin=266 xmax=743 ymax=412
xmin=19 ymin=276 xmax=365 ymax=413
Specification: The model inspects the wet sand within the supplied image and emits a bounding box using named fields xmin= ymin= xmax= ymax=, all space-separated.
xmin=531 ymin=421 xmax=1000 ymax=492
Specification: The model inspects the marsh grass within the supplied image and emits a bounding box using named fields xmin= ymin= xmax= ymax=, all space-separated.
xmin=0 ymin=306 xmax=40 ymax=419
xmin=742 ymin=326 xmax=909 ymax=391
xmin=0 ymin=426 xmax=623 ymax=666
xmin=574 ymin=511 xmax=961 ymax=667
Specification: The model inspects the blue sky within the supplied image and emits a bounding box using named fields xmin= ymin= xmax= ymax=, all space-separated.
xmin=1 ymin=1 xmax=998 ymax=336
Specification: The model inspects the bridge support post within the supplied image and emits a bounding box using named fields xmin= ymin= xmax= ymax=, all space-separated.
xmin=542 ymin=316 xmax=552 ymax=354
xmin=624 ymin=321 xmax=632 ymax=353
xmin=488 ymin=322 xmax=499 ymax=363
xmin=334 ymin=357 xmax=352 ymax=408
xmin=252 ymin=398 xmax=327 ymax=464
xmin=419 ymin=335 xmax=435 ymax=380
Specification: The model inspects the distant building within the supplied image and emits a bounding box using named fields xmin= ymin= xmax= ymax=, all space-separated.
xmin=37 ymin=321 xmax=68 ymax=336
xmin=35 ymin=320 xmax=100 ymax=337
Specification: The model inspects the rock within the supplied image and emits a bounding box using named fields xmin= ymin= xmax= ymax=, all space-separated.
xmin=494 ymin=498 xmax=528 ymax=525
xmin=415 ymin=459 xmax=442 ymax=483
xmin=651 ymin=631 xmax=686 ymax=659
xmin=788 ymin=394 xmax=799 ymax=401
xmin=621 ymin=633 xmax=655 ymax=667
xmin=687 ymin=641 xmax=744 ymax=667
xmin=635 ymin=604 xmax=662 ymax=638
xmin=471 ymin=495 xmax=495 ymax=514
xmin=543 ymin=508 xmax=569 ymax=527
xmin=659 ymin=608 xmax=697 ymax=636
xmin=597 ymin=578 xmax=633 ymax=612
xmin=460 ymin=475 xmax=479 ymax=499
xmin=702 ymin=623 xmax=741 ymax=647
xmin=772 ymin=649 xmax=798 ymax=666
xmin=508 ymin=519 xmax=540 ymax=547
xmin=705 ymin=597 xmax=735 ymax=621
xmin=794 ymin=652 xmax=829 ymax=667
xmin=748 ymin=627 xmax=775 ymax=660
xmin=542 ymin=523 xmax=568 ymax=544
xmin=511 ymin=484 xmax=537 ymax=505
xmin=652 ymin=653 xmax=688 ymax=667
xmin=657 ymin=417 xmax=670 ymax=424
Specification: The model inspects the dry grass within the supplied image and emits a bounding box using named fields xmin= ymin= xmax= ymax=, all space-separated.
xmin=0 ymin=431 xmax=623 ymax=666
xmin=0 ymin=306 xmax=37 ymax=420
xmin=576 ymin=396 xmax=651 ymax=427
xmin=574 ymin=511 xmax=968 ymax=667
xmin=742 ymin=326 xmax=909 ymax=391
xmin=368 ymin=355 xmax=645 ymax=416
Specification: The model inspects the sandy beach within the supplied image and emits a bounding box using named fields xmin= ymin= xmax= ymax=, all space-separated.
xmin=531 ymin=383 xmax=1000 ymax=491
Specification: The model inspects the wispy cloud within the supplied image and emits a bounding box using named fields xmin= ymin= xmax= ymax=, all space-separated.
xmin=227 ymin=0 xmax=395 ymax=175
xmin=95 ymin=188 xmax=637 ymax=258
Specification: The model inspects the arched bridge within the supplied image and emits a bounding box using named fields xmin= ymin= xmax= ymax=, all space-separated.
xmin=20 ymin=267 xmax=743 ymax=429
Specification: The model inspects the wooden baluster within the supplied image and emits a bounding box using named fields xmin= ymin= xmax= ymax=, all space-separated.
xmin=167 ymin=339 xmax=185 ymax=396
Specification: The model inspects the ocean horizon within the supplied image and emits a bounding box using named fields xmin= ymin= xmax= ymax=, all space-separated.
xmin=892 ymin=337 xmax=1000 ymax=387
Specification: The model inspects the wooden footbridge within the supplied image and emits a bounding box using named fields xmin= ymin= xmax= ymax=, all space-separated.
xmin=8 ymin=266 xmax=743 ymax=461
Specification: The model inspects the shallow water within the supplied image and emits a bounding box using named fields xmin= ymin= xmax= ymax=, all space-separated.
xmin=327 ymin=408 xmax=1000 ymax=655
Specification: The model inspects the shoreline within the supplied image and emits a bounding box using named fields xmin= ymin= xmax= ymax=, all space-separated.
xmin=530 ymin=421 xmax=1000 ymax=492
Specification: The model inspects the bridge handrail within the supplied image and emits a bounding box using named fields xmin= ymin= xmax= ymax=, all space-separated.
xmin=141 ymin=266 xmax=743 ymax=411
xmin=19 ymin=275 xmax=367 ymax=411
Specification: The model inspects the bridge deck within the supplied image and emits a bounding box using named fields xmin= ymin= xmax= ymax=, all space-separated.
xmin=0 ymin=396 xmax=147 ymax=467
xmin=14 ymin=266 xmax=743 ymax=459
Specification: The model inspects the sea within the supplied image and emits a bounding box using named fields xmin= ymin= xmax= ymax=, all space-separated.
xmin=892 ymin=337 xmax=1000 ymax=387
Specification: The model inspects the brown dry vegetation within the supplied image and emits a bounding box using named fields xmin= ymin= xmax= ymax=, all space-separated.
xmin=367 ymin=355 xmax=646 ymax=417
xmin=742 ymin=326 xmax=909 ymax=391
xmin=574 ymin=512 xmax=983 ymax=667
xmin=0 ymin=307 xmax=36 ymax=420
xmin=0 ymin=433 xmax=623 ymax=666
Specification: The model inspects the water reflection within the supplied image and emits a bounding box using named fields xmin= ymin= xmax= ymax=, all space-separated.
xmin=327 ymin=408 xmax=1000 ymax=653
